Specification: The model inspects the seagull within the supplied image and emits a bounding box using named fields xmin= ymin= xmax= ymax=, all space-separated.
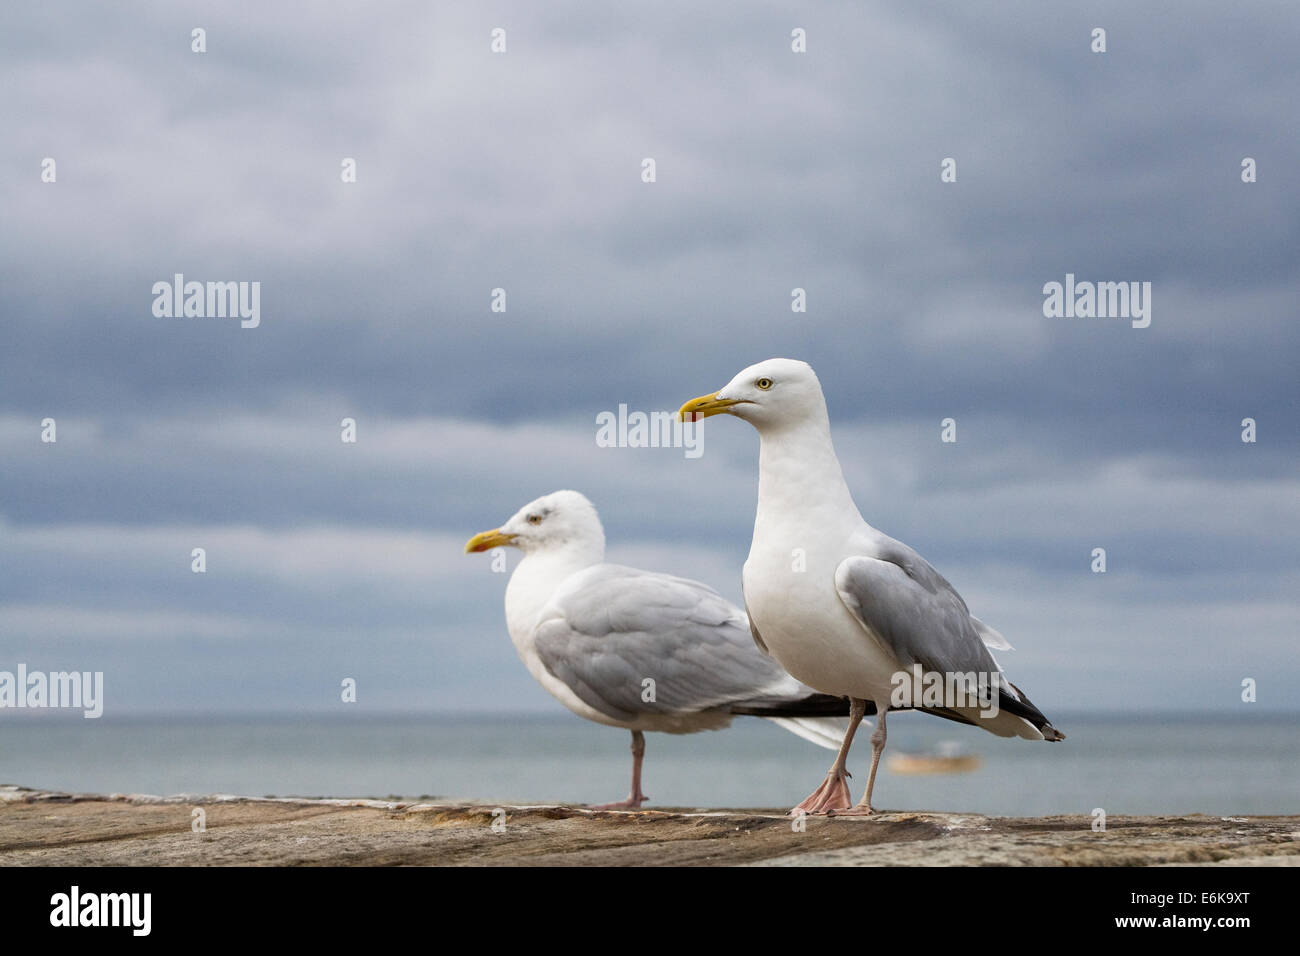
xmin=679 ymin=359 xmax=1064 ymax=815
xmin=464 ymin=489 xmax=849 ymax=809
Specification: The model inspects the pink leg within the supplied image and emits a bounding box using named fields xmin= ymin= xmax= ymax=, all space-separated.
xmin=828 ymin=707 xmax=886 ymax=816
xmin=589 ymin=730 xmax=648 ymax=810
xmin=791 ymin=698 xmax=867 ymax=815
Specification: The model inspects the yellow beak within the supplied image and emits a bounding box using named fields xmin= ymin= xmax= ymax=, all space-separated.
xmin=464 ymin=528 xmax=517 ymax=553
xmin=678 ymin=392 xmax=743 ymax=422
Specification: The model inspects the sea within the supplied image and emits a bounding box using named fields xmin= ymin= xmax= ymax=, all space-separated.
xmin=1 ymin=712 xmax=1296 ymax=817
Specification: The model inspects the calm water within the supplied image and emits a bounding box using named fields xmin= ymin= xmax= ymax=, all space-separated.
xmin=1 ymin=712 xmax=1296 ymax=816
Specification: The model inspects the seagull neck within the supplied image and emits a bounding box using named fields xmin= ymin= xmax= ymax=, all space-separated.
xmin=504 ymin=542 xmax=602 ymax=639
xmin=754 ymin=420 xmax=861 ymax=526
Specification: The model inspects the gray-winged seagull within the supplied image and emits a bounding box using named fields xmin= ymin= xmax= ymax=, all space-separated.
xmin=465 ymin=489 xmax=849 ymax=809
xmin=679 ymin=359 xmax=1064 ymax=815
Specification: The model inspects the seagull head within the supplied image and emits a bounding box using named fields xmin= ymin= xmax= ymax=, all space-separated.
xmin=678 ymin=358 xmax=827 ymax=431
xmin=464 ymin=489 xmax=606 ymax=556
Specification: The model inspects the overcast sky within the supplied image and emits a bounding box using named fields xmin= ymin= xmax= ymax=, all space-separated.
xmin=2 ymin=1 xmax=1296 ymax=716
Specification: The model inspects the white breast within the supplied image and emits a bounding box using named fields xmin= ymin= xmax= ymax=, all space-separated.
xmin=743 ymin=533 xmax=901 ymax=704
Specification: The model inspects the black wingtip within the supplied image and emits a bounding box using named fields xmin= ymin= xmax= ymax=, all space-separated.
xmin=1000 ymin=681 xmax=1065 ymax=740
xmin=729 ymin=692 xmax=859 ymax=718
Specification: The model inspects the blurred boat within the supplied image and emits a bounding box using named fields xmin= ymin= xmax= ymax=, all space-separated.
xmin=886 ymin=741 xmax=981 ymax=775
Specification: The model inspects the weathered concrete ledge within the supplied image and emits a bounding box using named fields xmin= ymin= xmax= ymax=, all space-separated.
xmin=3 ymin=785 xmax=1297 ymax=866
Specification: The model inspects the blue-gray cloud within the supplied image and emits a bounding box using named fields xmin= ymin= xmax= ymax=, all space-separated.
xmin=1 ymin=1 xmax=1296 ymax=714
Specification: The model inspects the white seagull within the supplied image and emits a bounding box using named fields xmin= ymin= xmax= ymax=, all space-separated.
xmin=680 ymin=359 xmax=1064 ymax=815
xmin=465 ymin=490 xmax=848 ymax=809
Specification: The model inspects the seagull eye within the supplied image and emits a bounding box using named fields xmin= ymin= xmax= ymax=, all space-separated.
xmin=755 ymin=377 xmax=773 ymax=390
xmin=527 ymin=514 xmax=543 ymax=525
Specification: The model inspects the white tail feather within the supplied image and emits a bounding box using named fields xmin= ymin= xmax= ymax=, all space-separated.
xmin=766 ymin=716 xmax=852 ymax=750
xmin=971 ymin=615 xmax=1013 ymax=651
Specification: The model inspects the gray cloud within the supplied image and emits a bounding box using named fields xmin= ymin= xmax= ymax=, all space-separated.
xmin=1 ymin=1 xmax=1296 ymax=713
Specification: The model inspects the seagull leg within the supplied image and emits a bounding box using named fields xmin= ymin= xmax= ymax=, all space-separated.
xmin=791 ymin=697 xmax=867 ymax=815
xmin=589 ymin=730 xmax=648 ymax=810
xmin=628 ymin=729 xmax=647 ymax=805
xmin=829 ymin=707 xmax=886 ymax=816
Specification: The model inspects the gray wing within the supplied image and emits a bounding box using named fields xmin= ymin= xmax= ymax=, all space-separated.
xmin=836 ymin=534 xmax=1064 ymax=738
xmin=833 ymin=535 xmax=1001 ymax=678
xmin=532 ymin=564 xmax=796 ymax=722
